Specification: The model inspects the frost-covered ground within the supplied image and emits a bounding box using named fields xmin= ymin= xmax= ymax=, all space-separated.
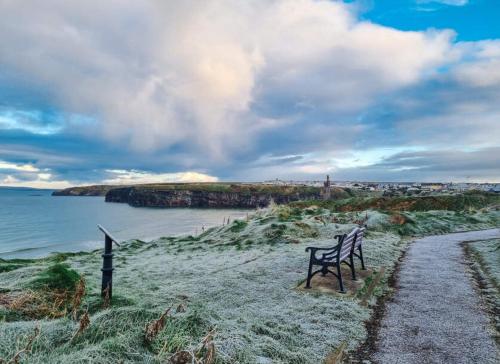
xmin=0 ymin=206 xmax=499 ymax=363
xmin=373 ymin=229 xmax=500 ymax=364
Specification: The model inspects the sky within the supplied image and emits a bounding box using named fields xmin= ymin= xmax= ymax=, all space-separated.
xmin=0 ymin=0 xmax=499 ymax=188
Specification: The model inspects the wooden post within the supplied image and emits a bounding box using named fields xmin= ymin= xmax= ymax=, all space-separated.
xmin=98 ymin=225 xmax=120 ymax=300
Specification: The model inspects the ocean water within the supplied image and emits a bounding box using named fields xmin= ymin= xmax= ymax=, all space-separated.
xmin=0 ymin=188 xmax=250 ymax=259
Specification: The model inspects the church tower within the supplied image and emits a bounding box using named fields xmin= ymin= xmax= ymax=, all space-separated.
xmin=322 ymin=175 xmax=331 ymax=200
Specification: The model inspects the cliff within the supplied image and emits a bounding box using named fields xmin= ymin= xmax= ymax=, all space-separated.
xmin=104 ymin=183 xmax=323 ymax=208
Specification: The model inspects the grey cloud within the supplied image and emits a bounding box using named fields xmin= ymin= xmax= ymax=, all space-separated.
xmin=0 ymin=0 xmax=454 ymax=158
xmin=0 ymin=1 xmax=499 ymax=184
xmin=335 ymin=147 xmax=500 ymax=182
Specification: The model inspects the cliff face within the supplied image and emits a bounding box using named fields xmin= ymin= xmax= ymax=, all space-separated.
xmin=105 ymin=186 xmax=321 ymax=208
xmin=53 ymin=182 xmax=327 ymax=208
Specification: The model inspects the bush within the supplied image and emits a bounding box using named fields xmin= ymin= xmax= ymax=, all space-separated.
xmin=230 ymin=220 xmax=248 ymax=233
xmin=150 ymin=309 xmax=209 ymax=355
xmin=264 ymin=224 xmax=287 ymax=243
xmin=30 ymin=263 xmax=80 ymax=291
xmin=290 ymin=192 xmax=500 ymax=213
xmin=0 ymin=264 xmax=23 ymax=273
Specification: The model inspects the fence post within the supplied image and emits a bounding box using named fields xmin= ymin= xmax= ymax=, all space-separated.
xmin=98 ymin=225 xmax=120 ymax=300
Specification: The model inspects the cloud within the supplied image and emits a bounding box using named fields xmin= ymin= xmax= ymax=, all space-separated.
xmin=0 ymin=109 xmax=64 ymax=135
xmin=0 ymin=163 xmax=218 ymax=189
xmin=0 ymin=160 xmax=39 ymax=172
xmin=0 ymin=158 xmax=73 ymax=188
xmin=0 ymin=0 xmax=498 ymax=184
xmin=417 ymin=0 xmax=469 ymax=6
xmin=102 ymin=170 xmax=218 ymax=184
xmin=453 ymin=40 xmax=500 ymax=87
xmin=371 ymin=40 xmax=500 ymax=151
xmin=0 ymin=0 xmax=454 ymax=159
xmin=335 ymin=147 xmax=500 ymax=182
xmin=2 ymin=175 xmax=18 ymax=184
xmin=0 ymin=171 xmax=73 ymax=189
xmin=0 ymin=176 xmax=73 ymax=189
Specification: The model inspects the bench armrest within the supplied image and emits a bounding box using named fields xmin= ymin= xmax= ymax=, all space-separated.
xmin=306 ymin=244 xmax=341 ymax=262
xmin=305 ymin=246 xmax=336 ymax=253
xmin=334 ymin=234 xmax=345 ymax=242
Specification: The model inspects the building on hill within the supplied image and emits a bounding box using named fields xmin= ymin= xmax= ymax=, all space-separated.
xmin=321 ymin=175 xmax=331 ymax=200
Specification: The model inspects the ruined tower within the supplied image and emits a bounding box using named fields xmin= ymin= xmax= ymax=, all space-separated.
xmin=322 ymin=175 xmax=331 ymax=200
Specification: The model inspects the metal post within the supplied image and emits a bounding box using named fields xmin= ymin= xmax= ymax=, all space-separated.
xmin=98 ymin=225 xmax=120 ymax=300
xmin=101 ymin=234 xmax=113 ymax=298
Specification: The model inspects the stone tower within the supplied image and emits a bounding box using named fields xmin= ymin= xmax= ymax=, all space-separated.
xmin=322 ymin=175 xmax=331 ymax=200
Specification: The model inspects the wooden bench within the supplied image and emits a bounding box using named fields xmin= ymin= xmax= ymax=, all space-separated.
xmin=351 ymin=226 xmax=366 ymax=272
xmin=305 ymin=227 xmax=366 ymax=293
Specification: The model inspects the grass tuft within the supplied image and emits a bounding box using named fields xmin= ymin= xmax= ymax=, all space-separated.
xmin=230 ymin=220 xmax=248 ymax=233
xmin=30 ymin=263 xmax=80 ymax=292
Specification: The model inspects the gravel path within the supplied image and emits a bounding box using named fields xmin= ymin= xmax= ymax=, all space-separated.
xmin=373 ymin=229 xmax=500 ymax=364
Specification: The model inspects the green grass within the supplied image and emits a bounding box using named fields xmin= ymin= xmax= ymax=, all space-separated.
xmin=132 ymin=182 xmax=323 ymax=195
xmin=0 ymin=264 xmax=24 ymax=273
xmin=466 ymin=238 xmax=500 ymax=336
xmin=229 ymin=220 xmax=248 ymax=233
xmin=468 ymin=239 xmax=500 ymax=288
xmin=149 ymin=309 xmax=210 ymax=355
xmin=29 ymin=263 xmax=81 ymax=291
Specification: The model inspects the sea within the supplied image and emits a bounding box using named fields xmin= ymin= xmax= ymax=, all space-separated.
xmin=0 ymin=187 xmax=251 ymax=259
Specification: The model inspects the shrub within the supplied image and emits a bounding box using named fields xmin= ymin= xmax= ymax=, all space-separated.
xmin=264 ymin=224 xmax=287 ymax=243
xmin=0 ymin=264 xmax=23 ymax=273
xmin=230 ymin=220 xmax=248 ymax=233
xmin=30 ymin=263 xmax=80 ymax=291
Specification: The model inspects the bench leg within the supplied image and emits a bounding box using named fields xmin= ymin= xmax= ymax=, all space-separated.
xmin=349 ymin=255 xmax=357 ymax=281
xmin=359 ymin=246 xmax=366 ymax=270
xmin=336 ymin=262 xmax=346 ymax=293
xmin=305 ymin=259 xmax=314 ymax=289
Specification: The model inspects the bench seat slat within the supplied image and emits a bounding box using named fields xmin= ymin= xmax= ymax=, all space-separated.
xmin=354 ymin=227 xmax=365 ymax=248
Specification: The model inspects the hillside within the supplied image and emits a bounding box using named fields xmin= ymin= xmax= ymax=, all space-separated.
xmin=0 ymin=200 xmax=498 ymax=363
xmin=52 ymin=185 xmax=119 ymax=196
xmin=291 ymin=191 xmax=500 ymax=212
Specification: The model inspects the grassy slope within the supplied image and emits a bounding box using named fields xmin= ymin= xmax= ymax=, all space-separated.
xmin=470 ymin=239 xmax=500 ymax=286
xmin=52 ymin=185 xmax=119 ymax=196
xmin=0 ymin=204 xmax=499 ymax=363
xmin=466 ymin=238 xmax=500 ymax=337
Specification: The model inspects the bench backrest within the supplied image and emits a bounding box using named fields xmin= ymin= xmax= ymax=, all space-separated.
xmin=339 ymin=229 xmax=356 ymax=261
xmin=354 ymin=226 xmax=365 ymax=249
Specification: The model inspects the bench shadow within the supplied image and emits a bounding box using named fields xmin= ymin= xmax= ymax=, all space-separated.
xmin=296 ymin=266 xmax=376 ymax=297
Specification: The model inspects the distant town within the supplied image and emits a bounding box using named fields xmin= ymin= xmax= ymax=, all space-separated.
xmin=263 ymin=177 xmax=500 ymax=195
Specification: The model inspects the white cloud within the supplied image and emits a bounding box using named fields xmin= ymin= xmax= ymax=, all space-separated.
xmin=37 ymin=173 xmax=52 ymax=181
xmin=453 ymin=41 xmax=500 ymax=87
xmin=102 ymin=170 xmax=218 ymax=184
xmin=417 ymin=0 xmax=468 ymax=6
xmin=0 ymin=164 xmax=218 ymax=188
xmin=389 ymin=40 xmax=500 ymax=150
xmin=0 ymin=174 xmax=73 ymax=189
xmin=0 ymin=160 xmax=39 ymax=172
xmin=0 ymin=0 xmax=455 ymax=159
xmin=1 ymin=0 xmax=498 ymax=184
xmin=0 ymin=159 xmax=73 ymax=188
xmin=236 ymin=146 xmax=431 ymax=181
xmin=2 ymin=175 xmax=19 ymax=184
